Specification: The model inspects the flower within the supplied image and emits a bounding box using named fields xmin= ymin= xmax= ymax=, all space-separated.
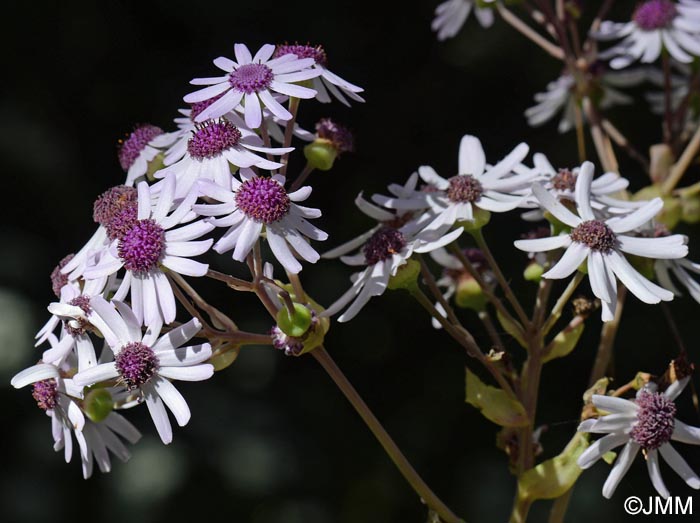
xmin=118 ymin=124 xmax=165 ymax=186
xmin=372 ymin=135 xmax=532 ymax=233
xmin=577 ymin=377 xmax=700 ymax=498
xmin=72 ymin=297 xmax=214 ymax=444
xmin=596 ymin=0 xmax=700 ymax=69
xmin=83 ymin=177 xmax=214 ymax=325
xmin=193 ymin=171 xmax=327 ymax=274
xmin=11 ymin=361 xmax=141 ymax=478
xmin=524 ymin=69 xmax=644 ymax=133
xmin=514 ymin=161 xmax=687 ymax=321
xmin=272 ymin=44 xmax=364 ymax=106
xmin=154 ymin=114 xmax=292 ymax=199
xmin=322 ymin=219 xmax=464 ymax=323
xmin=656 ymin=257 xmax=700 ymax=302
xmin=184 ymin=43 xmax=320 ymax=128
xmin=431 ymin=0 xmax=495 ymax=41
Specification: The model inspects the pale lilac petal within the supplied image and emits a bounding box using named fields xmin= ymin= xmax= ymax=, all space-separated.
xmin=153 ymin=376 xmax=191 ymax=426
xmin=659 ymin=443 xmax=700 ymax=489
xmin=578 ymin=433 xmax=630 ymax=469
xmin=144 ymin=384 xmax=173 ymax=444
xmin=602 ymin=441 xmax=640 ymax=498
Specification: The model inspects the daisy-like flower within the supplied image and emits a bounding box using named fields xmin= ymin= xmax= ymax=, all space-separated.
xmin=184 ymin=43 xmax=320 ymax=129
xmin=431 ymin=0 xmax=495 ymax=41
xmin=72 ymin=297 xmax=214 ymax=444
xmin=194 ymin=171 xmax=327 ymax=274
xmin=514 ymin=161 xmax=687 ymax=321
xmin=11 ymin=360 xmax=141 ymax=479
xmin=596 ymin=0 xmax=700 ymax=69
xmin=84 ymin=177 xmax=214 ymax=325
xmin=656 ymin=257 xmax=700 ymax=302
xmin=155 ymin=115 xmax=292 ymax=200
xmin=518 ymin=153 xmax=629 ymax=221
xmin=322 ymin=220 xmax=464 ymax=323
xmin=118 ymin=124 xmax=165 ymax=186
xmin=577 ymin=377 xmax=700 ymax=499
xmin=525 ymin=69 xmax=644 ymax=133
xmin=372 ymin=135 xmax=532 ymax=233
xmin=273 ymin=44 xmax=364 ymax=106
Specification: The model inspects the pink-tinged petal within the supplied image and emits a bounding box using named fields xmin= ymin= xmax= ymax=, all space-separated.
xmin=458 ymin=135 xmax=486 ymax=176
xmin=155 ymin=343 xmax=211 ymax=367
xmin=144 ymin=384 xmax=173 ymax=444
xmin=257 ymin=89 xmax=293 ymax=120
xmin=252 ymin=44 xmax=275 ymax=63
xmin=275 ymin=69 xmax=322 ymax=83
xmin=213 ymin=56 xmax=236 ymax=72
xmin=514 ymin=234 xmax=571 ymax=252
xmin=672 ymin=419 xmax=700 ymax=444
xmin=659 ymin=443 xmax=700 ymax=489
xmin=647 ymin=450 xmax=670 ymax=499
xmin=158 ymin=364 xmax=214 ymax=382
xmin=153 ymin=376 xmax=191 ymax=426
xmin=161 ymin=255 xmax=209 ymax=277
xmin=183 ymin=82 xmax=230 ymax=104
xmin=190 ymin=75 xmax=230 ymax=85
xmin=320 ymin=68 xmax=364 ymax=93
xmin=244 ymin=92 xmax=262 ymax=129
xmin=270 ymin=57 xmax=315 ymax=74
xmin=11 ymin=364 xmax=59 ymax=388
xmin=602 ymin=441 xmax=640 ymax=498
xmin=75 ymin=335 xmax=97 ymax=372
xmin=152 ymin=318 xmax=203 ymax=353
xmin=234 ymin=43 xmax=252 ymax=64
xmin=269 ymin=80 xmax=316 ymax=99
xmin=542 ymin=243 xmax=588 ymax=279
xmin=72 ymin=362 xmax=118 ymax=387
xmin=194 ymin=90 xmax=244 ymax=122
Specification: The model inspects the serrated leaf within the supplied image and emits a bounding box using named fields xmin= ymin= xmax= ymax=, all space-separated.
xmin=542 ymin=322 xmax=584 ymax=363
xmin=517 ymin=433 xmax=589 ymax=502
xmin=465 ymin=367 xmax=528 ymax=427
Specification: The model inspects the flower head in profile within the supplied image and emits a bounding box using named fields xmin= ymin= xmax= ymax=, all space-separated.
xmin=184 ymin=43 xmax=320 ymax=128
xmin=595 ymin=0 xmax=700 ymax=69
xmin=72 ymin=297 xmax=214 ymax=444
xmin=11 ymin=360 xmax=141 ymax=479
xmin=372 ymin=135 xmax=532 ymax=234
xmin=194 ymin=171 xmax=327 ymax=274
xmin=578 ymin=377 xmax=700 ymax=498
xmin=514 ymin=161 xmax=687 ymax=321
xmin=431 ymin=0 xmax=495 ymax=41
xmin=273 ymin=43 xmax=364 ymax=106
xmin=118 ymin=124 xmax=165 ymax=186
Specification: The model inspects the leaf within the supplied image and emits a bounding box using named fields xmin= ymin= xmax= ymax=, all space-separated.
xmin=496 ymin=310 xmax=527 ymax=348
xmin=542 ymin=322 xmax=584 ymax=363
xmin=465 ymin=367 xmax=528 ymax=427
xmin=517 ymin=433 xmax=589 ymax=503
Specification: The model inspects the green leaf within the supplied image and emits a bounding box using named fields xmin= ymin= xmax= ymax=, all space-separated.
xmin=496 ymin=310 xmax=527 ymax=348
xmin=542 ymin=322 xmax=584 ymax=363
xmin=465 ymin=367 xmax=528 ymax=427
xmin=516 ymin=433 xmax=589 ymax=503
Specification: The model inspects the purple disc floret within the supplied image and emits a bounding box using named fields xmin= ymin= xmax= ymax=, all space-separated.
xmin=363 ymin=228 xmax=407 ymax=265
xmin=630 ymin=390 xmax=677 ymax=450
xmin=571 ymin=220 xmax=617 ymax=252
xmin=115 ymin=342 xmax=159 ymax=390
xmin=274 ymin=43 xmax=328 ymax=67
xmin=235 ymin=177 xmax=291 ymax=224
xmin=447 ymin=175 xmax=484 ymax=203
xmin=187 ymin=121 xmax=242 ymax=160
xmin=229 ymin=63 xmax=274 ymax=94
xmin=118 ymin=125 xmax=164 ymax=171
xmin=117 ymin=219 xmax=166 ymax=273
xmin=32 ymin=379 xmax=58 ymax=411
xmin=50 ymin=254 xmax=75 ymax=297
xmin=633 ymin=0 xmax=677 ymax=30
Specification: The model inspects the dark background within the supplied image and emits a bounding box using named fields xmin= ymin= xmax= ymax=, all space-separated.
xmin=2 ymin=1 xmax=699 ymax=522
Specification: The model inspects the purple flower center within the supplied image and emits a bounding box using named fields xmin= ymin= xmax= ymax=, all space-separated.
xmin=190 ymin=92 xmax=225 ymax=122
xmin=32 ymin=379 xmax=58 ymax=411
xmin=106 ymin=205 xmax=139 ymax=242
xmin=552 ymin=169 xmax=577 ymax=192
xmin=274 ymin=44 xmax=327 ymax=67
xmin=115 ymin=342 xmax=159 ymax=390
xmin=65 ymin=295 xmax=92 ymax=336
xmin=229 ymin=63 xmax=274 ymax=94
xmin=235 ymin=177 xmax=291 ymax=224
xmin=93 ymin=185 xmax=139 ymax=240
xmin=570 ymin=220 xmax=617 ymax=252
xmin=118 ymin=219 xmax=166 ymax=273
xmin=447 ymin=175 xmax=484 ymax=203
xmin=633 ymin=0 xmax=677 ymax=30
xmin=630 ymin=390 xmax=676 ymax=450
xmin=50 ymin=253 xmax=75 ymax=298
xmin=118 ymin=124 xmax=163 ymax=171
xmin=363 ymin=227 xmax=406 ymax=265
xmin=187 ymin=120 xmax=242 ymax=161
xmin=316 ymin=118 xmax=354 ymax=154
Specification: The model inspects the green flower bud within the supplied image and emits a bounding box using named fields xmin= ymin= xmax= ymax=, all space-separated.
xmin=146 ymin=153 xmax=166 ymax=182
xmin=633 ymin=185 xmax=681 ymax=229
xmin=681 ymin=194 xmax=700 ymax=224
xmin=276 ymin=303 xmax=313 ymax=338
xmin=304 ymin=140 xmax=337 ymax=171
xmin=455 ymin=276 xmax=487 ymax=311
xmin=458 ymin=208 xmax=491 ymax=232
xmin=524 ymin=262 xmax=544 ymax=282
xmin=387 ymin=259 xmax=421 ymax=291
xmin=84 ymin=388 xmax=113 ymax=423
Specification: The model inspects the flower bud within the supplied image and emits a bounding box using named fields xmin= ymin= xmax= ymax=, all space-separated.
xmin=146 ymin=152 xmax=166 ymax=181
xmin=681 ymin=194 xmax=700 ymax=224
xmin=524 ymin=262 xmax=544 ymax=282
xmin=210 ymin=343 xmax=240 ymax=371
xmin=388 ymin=259 xmax=420 ymax=291
xmin=303 ymin=118 xmax=354 ymax=171
xmin=458 ymin=208 xmax=491 ymax=232
xmin=276 ymin=302 xmax=313 ymax=338
xmin=455 ymin=276 xmax=487 ymax=311
xmin=83 ymin=388 xmax=113 ymax=423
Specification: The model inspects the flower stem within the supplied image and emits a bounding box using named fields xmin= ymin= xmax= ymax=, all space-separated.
xmin=497 ymin=3 xmax=564 ymax=60
xmin=312 ymin=346 xmax=465 ymax=523
xmin=280 ymin=97 xmax=300 ymax=176
xmin=661 ymin=123 xmax=700 ymax=195
xmin=541 ymin=272 xmax=584 ymax=336
xmin=289 ymin=163 xmax=315 ymax=193
xmin=589 ymin=285 xmax=626 ymax=385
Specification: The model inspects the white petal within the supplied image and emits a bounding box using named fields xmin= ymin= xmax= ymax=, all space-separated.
xmin=158 ymin=364 xmax=214 ymax=382
xmin=458 ymin=135 xmax=486 ymax=176
xmin=542 ymin=243 xmax=588 ymax=279
xmin=647 ymin=450 xmax=670 ymax=499
xmin=72 ymin=362 xmax=119 ymax=387
xmin=532 ymin=183 xmax=582 ymax=227
xmin=660 ymin=443 xmax=700 ymax=489
xmin=591 ymin=395 xmax=639 ymax=413
xmin=602 ymin=441 xmax=640 ymax=498
xmin=153 ymin=376 xmax=191 ymax=426
xmin=156 ymin=343 xmax=212 ymax=366
xmin=11 ymin=364 xmax=59 ymax=388
xmin=145 ymin=384 xmax=173 ymax=444
xmin=152 ymin=318 xmax=203 ymax=352
xmin=578 ymin=433 xmax=630 ymax=469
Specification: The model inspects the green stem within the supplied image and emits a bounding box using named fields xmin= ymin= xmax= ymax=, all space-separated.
xmin=312 ymin=346 xmax=465 ymax=523
xmin=289 ymin=162 xmax=315 ymax=193
xmin=280 ymin=97 xmax=300 ymax=176
xmin=541 ymin=272 xmax=584 ymax=336
xmin=588 ymin=286 xmax=626 ymax=385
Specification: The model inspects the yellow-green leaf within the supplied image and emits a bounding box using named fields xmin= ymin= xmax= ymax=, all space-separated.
xmin=517 ymin=433 xmax=589 ymax=502
xmin=542 ymin=322 xmax=584 ymax=363
xmin=465 ymin=367 xmax=528 ymax=427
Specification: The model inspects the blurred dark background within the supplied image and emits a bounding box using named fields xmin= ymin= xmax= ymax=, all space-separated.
xmin=2 ymin=1 xmax=699 ymax=522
